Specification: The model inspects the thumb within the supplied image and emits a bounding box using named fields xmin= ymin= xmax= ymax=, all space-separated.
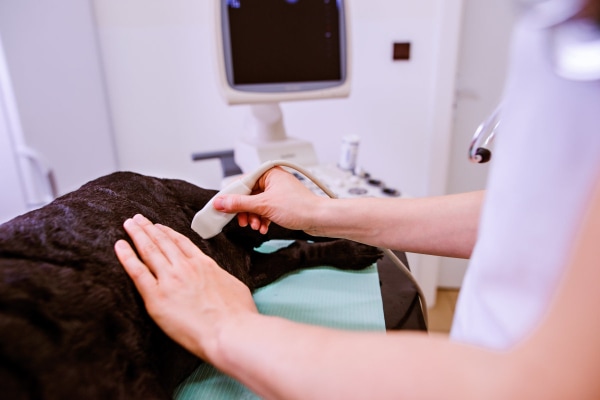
xmin=213 ymin=194 xmax=256 ymax=214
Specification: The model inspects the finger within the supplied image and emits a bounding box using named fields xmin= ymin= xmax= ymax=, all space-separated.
xmin=248 ymin=213 xmax=263 ymax=231
xmin=236 ymin=212 xmax=249 ymax=228
xmin=245 ymin=213 xmax=270 ymax=233
xmin=155 ymin=224 xmax=204 ymax=259
xmin=123 ymin=215 xmax=173 ymax=273
xmin=123 ymin=216 xmax=165 ymax=268
xmin=114 ymin=239 xmax=157 ymax=298
xmin=129 ymin=215 xmax=188 ymax=266
xmin=259 ymin=217 xmax=271 ymax=234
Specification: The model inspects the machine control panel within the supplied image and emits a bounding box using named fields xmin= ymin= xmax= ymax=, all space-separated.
xmin=291 ymin=164 xmax=401 ymax=199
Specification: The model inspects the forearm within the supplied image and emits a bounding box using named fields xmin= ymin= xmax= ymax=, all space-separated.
xmin=207 ymin=313 xmax=503 ymax=400
xmin=308 ymin=191 xmax=485 ymax=258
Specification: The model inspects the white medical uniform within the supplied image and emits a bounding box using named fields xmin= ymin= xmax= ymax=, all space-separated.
xmin=450 ymin=0 xmax=600 ymax=349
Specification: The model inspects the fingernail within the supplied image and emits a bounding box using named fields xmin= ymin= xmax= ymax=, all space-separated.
xmin=213 ymin=197 xmax=225 ymax=211
xmin=133 ymin=214 xmax=147 ymax=223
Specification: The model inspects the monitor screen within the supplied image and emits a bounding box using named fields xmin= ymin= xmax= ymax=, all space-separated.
xmin=217 ymin=0 xmax=350 ymax=104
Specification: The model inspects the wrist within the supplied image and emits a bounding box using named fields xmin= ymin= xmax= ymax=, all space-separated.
xmin=204 ymin=310 xmax=260 ymax=369
xmin=305 ymin=196 xmax=337 ymax=237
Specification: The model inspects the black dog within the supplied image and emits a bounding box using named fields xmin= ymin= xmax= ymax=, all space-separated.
xmin=0 ymin=171 xmax=381 ymax=399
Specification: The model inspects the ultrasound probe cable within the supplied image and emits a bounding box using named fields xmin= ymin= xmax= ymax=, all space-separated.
xmin=191 ymin=159 xmax=429 ymax=327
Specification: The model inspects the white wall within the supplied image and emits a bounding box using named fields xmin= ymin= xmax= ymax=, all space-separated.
xmin=93 ymin=0 xmax=461 ymax=194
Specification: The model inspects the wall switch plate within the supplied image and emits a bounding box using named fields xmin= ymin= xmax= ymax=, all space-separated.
xmin=393 ymin=42 xmax=411 ymax=60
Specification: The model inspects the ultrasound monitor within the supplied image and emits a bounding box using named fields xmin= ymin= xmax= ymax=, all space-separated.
xmin=215 ymin=0 xmax=351 ymax=172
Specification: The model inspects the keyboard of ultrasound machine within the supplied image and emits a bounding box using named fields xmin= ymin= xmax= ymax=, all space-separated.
xmin=287 ymin=164 xmax=401 ymax=199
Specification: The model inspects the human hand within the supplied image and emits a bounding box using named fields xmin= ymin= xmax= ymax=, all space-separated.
xmin=213 ymin=167 xmax=327 ymax=234
xmin=114 ymin=214 xmax=258 ymax=361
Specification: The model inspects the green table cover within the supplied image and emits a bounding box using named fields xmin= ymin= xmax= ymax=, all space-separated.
xmin=174 ymin=240 xmax=385 ymax=399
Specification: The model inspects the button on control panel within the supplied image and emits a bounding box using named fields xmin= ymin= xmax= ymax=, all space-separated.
xmin=290 ymin=164 xmax=401 ymax=199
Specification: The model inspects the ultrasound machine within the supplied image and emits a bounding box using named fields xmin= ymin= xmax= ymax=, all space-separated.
xmin=192 ymin=0 xmax=403 ymax=199
xmin=181 ymin=3 xmax=425 ymax=396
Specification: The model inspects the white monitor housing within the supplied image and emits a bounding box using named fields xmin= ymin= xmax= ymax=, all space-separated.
xmin=215 ymin=0 xmax=351 ymax=173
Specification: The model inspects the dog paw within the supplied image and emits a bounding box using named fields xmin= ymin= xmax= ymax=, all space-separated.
xmin=327 ymin=241 xmax=383 ymax=270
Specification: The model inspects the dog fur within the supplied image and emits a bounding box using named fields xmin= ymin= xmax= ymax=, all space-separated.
xmin=0 ymin=171 xmax=381 ymax=399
